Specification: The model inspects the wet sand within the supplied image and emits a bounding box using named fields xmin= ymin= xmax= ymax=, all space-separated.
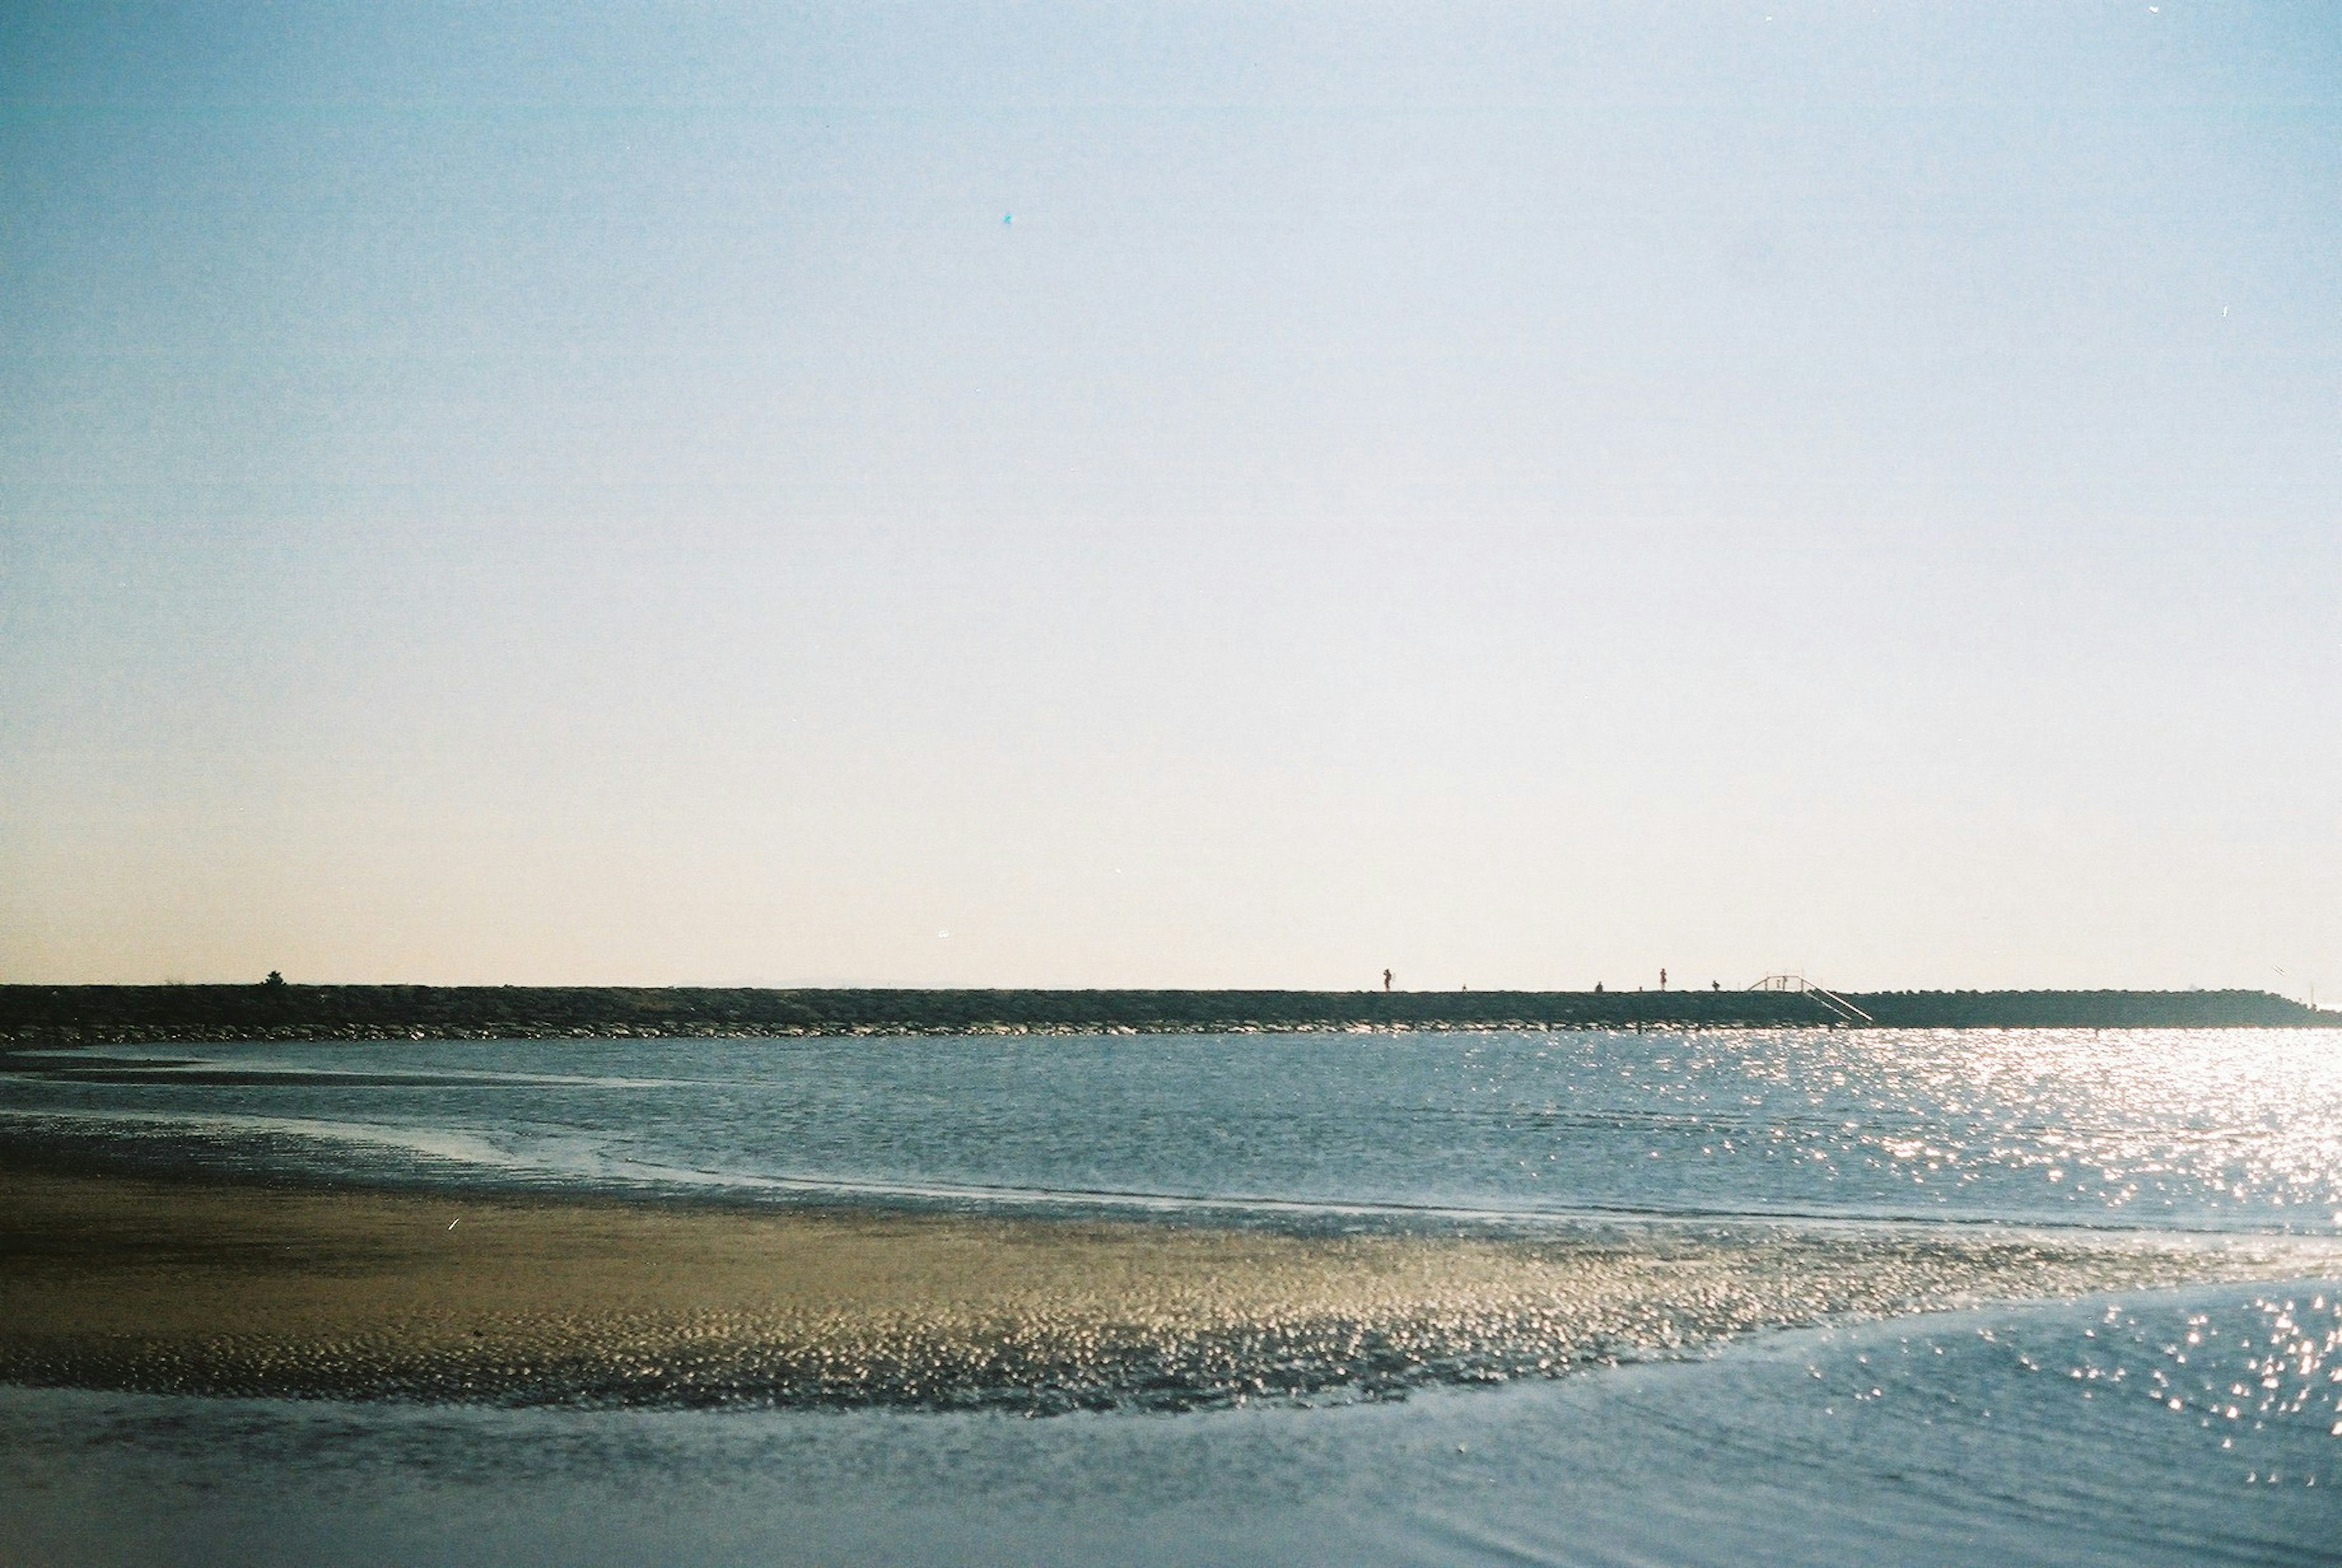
xmin=1 ymin=1157 xmax=2322 ymax=1411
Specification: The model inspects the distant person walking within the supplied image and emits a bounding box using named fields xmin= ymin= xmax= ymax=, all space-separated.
xmin=1383 ymin=968 xmax=1393 ymax=992
xmin=1660 ymin=968 xmax=1667 ymax=990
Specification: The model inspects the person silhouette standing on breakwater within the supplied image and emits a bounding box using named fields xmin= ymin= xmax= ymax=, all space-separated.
xmin=1383 ymin=968 xmax=1393 ymax=992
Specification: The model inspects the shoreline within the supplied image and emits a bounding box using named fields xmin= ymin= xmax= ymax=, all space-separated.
xmin=4 ymin=1151 xmax=2331 ymax=1414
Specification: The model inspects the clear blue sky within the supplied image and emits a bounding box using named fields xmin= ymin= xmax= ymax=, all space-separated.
xmin=4 ymin=3 xmax=2337 ymax=993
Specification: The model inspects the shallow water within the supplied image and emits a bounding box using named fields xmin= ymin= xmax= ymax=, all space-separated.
xmin=7 ymin=1027 xmax=2341 ymax=1233
xmin=4 ymin=1283 xmax=2337 ymax=1566
xmin=4 ymin=1027 xmax=2340 ymax=1560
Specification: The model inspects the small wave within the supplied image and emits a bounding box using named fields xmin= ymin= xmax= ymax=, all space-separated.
xmin=5 ymin=1061 xmax=690 ymax=1093
xmin=5 ymin=1105 xmax=2333 ymax=1250
xmin=0 ymin=1107 xmax=528 ymax=1176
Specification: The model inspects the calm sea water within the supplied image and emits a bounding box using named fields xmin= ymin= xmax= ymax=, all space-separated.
xmin=5 ymin=1026 xmax=2340 ymax=1564
xmin=10 ymin=1026 xmax=2342 ymax=1232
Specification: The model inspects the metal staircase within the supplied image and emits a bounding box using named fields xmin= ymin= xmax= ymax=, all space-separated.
xmin=1747 ymin=974 xmax=1874 ymax=1025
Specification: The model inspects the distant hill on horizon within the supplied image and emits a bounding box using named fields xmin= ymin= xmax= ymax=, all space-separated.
xmin=0 ymin=984 xmax=2322 ymax=1044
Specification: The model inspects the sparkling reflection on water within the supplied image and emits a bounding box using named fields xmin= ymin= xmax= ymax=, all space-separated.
xmin=4 ymin=1284 xmax=2337 ymax=1567
xmin=5 ymin=1026 xmax=2340 ymax=1233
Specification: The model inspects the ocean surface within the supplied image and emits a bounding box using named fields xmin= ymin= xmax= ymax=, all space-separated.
xmin=4 ymin=1025 xmax=2340 ymax=1564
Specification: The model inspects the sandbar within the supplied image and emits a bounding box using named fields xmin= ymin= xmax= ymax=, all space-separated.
xmin=1 ymin=1155 xmax=2323 ymax=1411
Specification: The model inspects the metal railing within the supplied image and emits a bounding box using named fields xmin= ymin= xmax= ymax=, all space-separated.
xmin=1747 ymin=973 xmax=1874 ymax=1025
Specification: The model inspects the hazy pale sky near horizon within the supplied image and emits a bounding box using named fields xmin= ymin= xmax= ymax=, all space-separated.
xmin=4 ymin=2 xmax=2338 ymax=993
